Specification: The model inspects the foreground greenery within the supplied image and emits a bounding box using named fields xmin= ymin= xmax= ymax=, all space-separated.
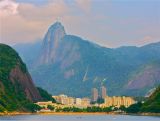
xmin=0 ymin=44 xmax=54 ymax=113
xmin=0 ymin=44 xmax=31 ymax=112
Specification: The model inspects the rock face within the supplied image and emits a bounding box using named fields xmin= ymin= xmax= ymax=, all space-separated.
xmin=37 ymin=22 xmax=66 ymax=65
xmin=126 ymin=63 xmax=160 ymax=90
xmin=0 ymin=44 xmax=42 ymax=108
xmin=9 ymin=66 xmax=42 ymax=102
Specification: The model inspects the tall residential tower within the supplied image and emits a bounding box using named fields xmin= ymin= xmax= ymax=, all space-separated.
xmin=92 ymin=88 xmax=98 ymax=102
xmin=101 ymin=86 xmax=107 ymax=99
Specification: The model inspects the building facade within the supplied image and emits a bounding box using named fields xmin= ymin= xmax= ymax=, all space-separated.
xmin=52 ymin=95 xmax=90 ymax=108
xmin=92 ymin=88 xmax=98 ymax=102
xmin=53 ymin=94 xmax=75 ymax=105
xmin=102 ymin=96 xmax=135 ymax=108
xmin=101 ymin=86 xmax=107 ymax=99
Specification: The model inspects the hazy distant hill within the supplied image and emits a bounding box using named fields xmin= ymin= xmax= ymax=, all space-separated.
xmin=14 ymin=22 xmax=160 ymax=97
xmin=14 ymin=41 xmax=42 ymax=67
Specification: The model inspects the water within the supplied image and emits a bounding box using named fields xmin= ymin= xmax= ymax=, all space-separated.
xmin=0 ymin=115 xmax=159 ymax=121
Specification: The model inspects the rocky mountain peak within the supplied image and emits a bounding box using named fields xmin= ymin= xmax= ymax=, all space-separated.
xmin=43 ymin=21 xmax=66 ymax=43
xmin=37 ymin=22 xmax=66 ymax=65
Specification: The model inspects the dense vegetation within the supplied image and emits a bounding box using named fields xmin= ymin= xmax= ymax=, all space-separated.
xmin=37 ymin=87 xmax=56 ymax=103
xmin=0 ymin=44 xmax=28 ymax=112
xmin=141 ymin=86 xmax=160 ymax=113
xmin=0 ymin=44 xmax=41 ymax=112
xmin=53 ymin=106 xmax=113 ymax=112
xmin=125 ymin=86 xmax=160 ymax=113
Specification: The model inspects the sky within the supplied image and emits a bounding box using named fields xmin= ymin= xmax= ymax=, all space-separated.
xmin=0 ymin=0 xmax=160 ymax=48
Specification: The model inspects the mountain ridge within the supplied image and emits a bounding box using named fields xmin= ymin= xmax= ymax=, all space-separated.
xmin=13 ymin=22 xmax=160 ymax=97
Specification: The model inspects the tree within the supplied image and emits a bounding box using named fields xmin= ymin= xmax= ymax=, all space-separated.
xmin=0 ymin=105 xmax=5 ymax=112
xmin=47 ymin=105 xmax=55 ymax=111
xmin=24 ymin=103 xmax=42 ymax=113
xmin=97 ymin=98 xmax=104 ymax=104
xmin=37 ymin=87 xmax=56 ymax=103
xmin=126 ymin=102 xmax=142 ymax=113
xmin=119 ymin=105 xmax=126 ymax=111
xmin=103 ymin=106 xmax=113 ymax=112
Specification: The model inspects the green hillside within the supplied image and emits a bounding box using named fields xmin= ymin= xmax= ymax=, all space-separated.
xmin=0 ymin=44 xmax=42 ymax=112
xmin=126 ymin=86 xmax=160 ymax=113
xmin=141 ymin=86 xmax=160 ymax=113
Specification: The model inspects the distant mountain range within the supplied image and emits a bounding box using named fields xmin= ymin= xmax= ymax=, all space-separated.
xmin=14 ymin=22 xmax=160 ymax=97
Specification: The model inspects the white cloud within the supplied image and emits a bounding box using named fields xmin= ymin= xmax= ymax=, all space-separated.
xmin=0 ymin=0 xmax=94 ymax=44
xmin=0 ymin=0 xmax=72 ymax=44
xmin=0 ymin=0 xmax=19 ymax=16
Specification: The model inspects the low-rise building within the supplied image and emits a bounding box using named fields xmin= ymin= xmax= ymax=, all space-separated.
xmin=53 ymin=94 xmax=75 ymax=105
xmin=36 ymin=101 xmax=53 ymax=108
xmin=75 ymin=98 xmax=82 ymax=105
xmin=68 ymin=97 xmax=75 ymax=105
xmin=52 ymin=94 xmax=91 ymax=108
xmin=81 ymin=98 xmax=91 ymax=107
xmin=101 ymin=96 xmax=135 ymax=108
xmin=52 ymin=96 xmax=61 ymax=103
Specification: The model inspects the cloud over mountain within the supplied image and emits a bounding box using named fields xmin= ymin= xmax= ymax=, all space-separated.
xmin=0 ymin=0 xmax=160 ymax=47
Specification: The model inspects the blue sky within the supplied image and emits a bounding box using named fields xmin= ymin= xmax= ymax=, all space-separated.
xmin=0 ymin=0 xmax=160 ymax=47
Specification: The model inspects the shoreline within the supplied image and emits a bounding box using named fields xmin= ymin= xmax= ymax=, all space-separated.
xmin=37 ymin=112 xmax=118 ymax=115
xmin=0 ymin=112 xmax=160 ymax=116
xmin=0 ymin=112 xmax=32 ymax=116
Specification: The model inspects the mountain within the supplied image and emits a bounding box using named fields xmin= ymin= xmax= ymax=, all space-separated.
xmin=0 ymin=44 xmax=42 ymax=112
xmin=14 ymin=22 xmax=160 ymax=97
xmin=36 ymin=22 xmax=66 ymax=66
